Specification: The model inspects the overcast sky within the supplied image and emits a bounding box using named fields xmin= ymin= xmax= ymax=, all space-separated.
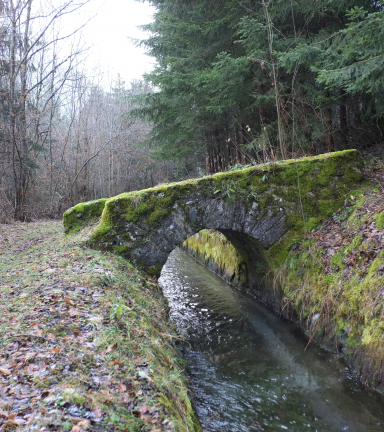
xmin=63 ymin=0 xmax=156 ymax=87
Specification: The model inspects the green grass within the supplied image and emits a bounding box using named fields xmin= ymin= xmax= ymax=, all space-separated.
xmin=0 ymin=221 xmax=198 ymax=431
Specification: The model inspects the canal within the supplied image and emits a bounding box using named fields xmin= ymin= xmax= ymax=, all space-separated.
xmin=159 ymin=248 xmax=384 ymax=432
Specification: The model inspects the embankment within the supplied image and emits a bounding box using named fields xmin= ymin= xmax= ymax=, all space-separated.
xmin=0 ymin=221 xmax=198 ymax=431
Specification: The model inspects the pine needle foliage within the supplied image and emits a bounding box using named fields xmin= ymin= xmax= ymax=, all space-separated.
xmin=134 ymin=0 xmax=384 ymax=174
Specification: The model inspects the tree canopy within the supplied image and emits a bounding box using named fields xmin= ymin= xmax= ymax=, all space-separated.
xmin=137 ymin=0 xmax=384 ymax=173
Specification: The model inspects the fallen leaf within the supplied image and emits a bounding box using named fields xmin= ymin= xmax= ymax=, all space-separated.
xmin=68 ymin=416 xmax=86 ymax=424
xmin=7 ymin=418 xmax=26 ymax=426
xmin=116 ymin=382 xmax=126 ymax=392
xmin=45 ymin=268 xmax=56 ymax=274
xmin=72 ymin=419 xmax=90 ymax=431
xmin=90 ymin=407 xmax=103 ymax=421
xmin=64 ymin=296 xmax=74 ymax=306
xmin=0 ymin=367 xmax=11 ymax=376
xmin=68 ymin=307 xmax=83 ymax=317
xmin=105 ymin=344 xmax=115 ymax=354
xmin=25 ymin=352 xmax=36 ymax=360
xmin=138 ymin=404 xmax=148 ymax=414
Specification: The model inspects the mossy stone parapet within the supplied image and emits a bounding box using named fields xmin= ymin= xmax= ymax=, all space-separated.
xmin=68 ymin=150 xmax=363 ymax=274
xmin=66 ymin=150 xmax=364 ymax=278
xmin=63 ymin=198 xmax=107 ymax=233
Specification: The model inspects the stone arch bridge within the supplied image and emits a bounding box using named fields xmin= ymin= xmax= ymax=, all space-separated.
xmin=64 ymin=150 xmax=363 ymax=296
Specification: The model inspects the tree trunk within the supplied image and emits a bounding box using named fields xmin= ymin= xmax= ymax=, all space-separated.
xmin=240 ymin=125 xmax=247 ymax=164
xmin=235 ymin=129 xmax=241 ymax=164
xmin=324 ymin=91 xmax=334 ymax=152
xmin=320 ymin=15 xmax=334 ymax=152
xmin=213 ymin=146 xmax=219 ymax=173
xmin=225 ymin=123 xmax=233 ymax=168
xmin=205 ymin=152 xmax=211 ymax=175
xmin=262 ymin=0 xmax=285 ymax=159
xmin=214 ymin=129 xmax=223 ymax=172
xmin=339 ymin=89 xmax=348 ymax=148
xmin=210 ymin=149 xmax=215 ymax=174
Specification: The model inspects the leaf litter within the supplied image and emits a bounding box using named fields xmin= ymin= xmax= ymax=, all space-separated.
xmin=0 ymin=221 xmax=196 ymax=431
xmin=304 ymin=159 xmax=384 ymax=277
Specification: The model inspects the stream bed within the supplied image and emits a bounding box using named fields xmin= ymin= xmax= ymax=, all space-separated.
xmin=159 ymin=248 xmax=384 ymax=432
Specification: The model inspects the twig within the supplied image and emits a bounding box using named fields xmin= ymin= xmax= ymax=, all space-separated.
xmin=2 ymin=334 xmax=48 ymax=342
xmin=304 ymin=303 xmax=324 ymax=351
xmin=197 ymin=414 xmax=220 ymax=432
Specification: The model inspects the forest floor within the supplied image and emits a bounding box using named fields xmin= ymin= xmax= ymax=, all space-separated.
xmin=0 ymin=222 xmax=196 ymax=432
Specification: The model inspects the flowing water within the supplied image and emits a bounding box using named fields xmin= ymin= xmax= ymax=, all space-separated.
xmin=159 ymin=248 xmax=384 ymax=432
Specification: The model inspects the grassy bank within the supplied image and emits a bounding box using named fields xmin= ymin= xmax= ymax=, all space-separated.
xmin=0 ymin=221 xmax=197 ymax=431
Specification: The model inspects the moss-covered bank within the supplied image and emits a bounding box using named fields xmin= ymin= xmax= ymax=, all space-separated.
xmin=183 ymin=184 xmax=384 ymax=393
xmin=63 ymin=198 xmax=107 ymax=233
xmin=281 ymin=188 xmax=384 ymax=392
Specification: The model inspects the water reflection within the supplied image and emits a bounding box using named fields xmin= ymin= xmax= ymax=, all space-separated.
xmin=159 ymin=248 xmax=384 ymax=432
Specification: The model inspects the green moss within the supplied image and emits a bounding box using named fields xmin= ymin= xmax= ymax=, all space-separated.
xmin=148 ymin=264 xmax=163 ymax=277
xmin=306 ymin=218 xmax=322 ymax=231
xmin=64 ymin=150 xmax=365 ymax=300
xmin=280 ymin=192 xmax=384 ymax=391
xmin=317 ymin=200 xmax=339 ymax=217
xmin=91 ymin=217 xmax=112 ymax=240
xmin=330 ymin=252 xmax=343 ymax=270
xmin=63 ymin=198 xmax=107 ymax=233
xmin=346 ymin=235 xmax=363 ymax=252
xmin=374 ymin=211 xmax=384 ymax=230
xmin=114 ymin=245 xmax=130 ymax=254
xmin=183 ymin=230 xmax=249 ymax=288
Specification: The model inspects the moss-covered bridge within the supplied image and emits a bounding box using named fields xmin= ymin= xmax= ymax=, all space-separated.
xmin=64 ymin=150 xmax=364 ymax=288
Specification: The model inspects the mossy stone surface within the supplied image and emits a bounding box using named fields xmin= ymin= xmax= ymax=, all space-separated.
xmin=280 ymin=196 xmax=384 ymax=392
xmin=63 ymin=198 xmax=107 ymax=233
xmin=64 ymin=150 xmax=364 ymax=276
xmin=182 ymin=229 xmax=249 ymax=289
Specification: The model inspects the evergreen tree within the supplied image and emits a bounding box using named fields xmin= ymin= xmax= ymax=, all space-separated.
xmin=136 ymin=0 xmax=383 ymax=174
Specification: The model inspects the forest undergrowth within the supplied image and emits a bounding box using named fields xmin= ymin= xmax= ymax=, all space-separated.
xmin=0 ymin=223 xmax=196 ymax=432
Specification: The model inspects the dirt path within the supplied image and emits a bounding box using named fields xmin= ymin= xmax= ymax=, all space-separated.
xmin=0 ymin=221 xmax=196 ymax=432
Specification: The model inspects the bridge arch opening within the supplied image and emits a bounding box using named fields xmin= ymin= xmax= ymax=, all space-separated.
xmin=178 ymin=228 xmax=280 ymax=308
